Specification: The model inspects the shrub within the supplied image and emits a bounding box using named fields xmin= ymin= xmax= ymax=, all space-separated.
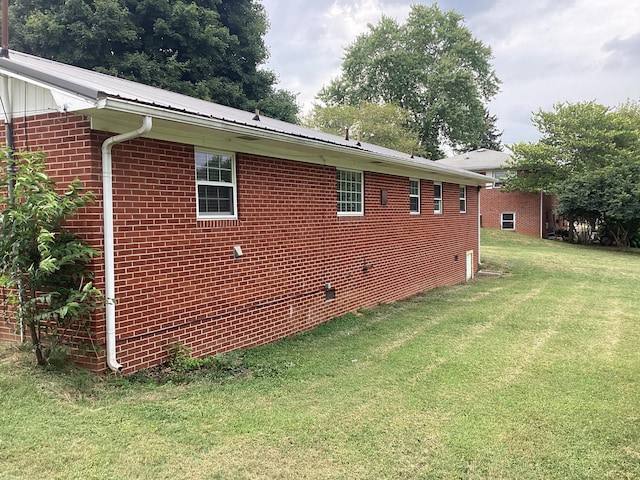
xmin=0 ymin=149 xmax=103 ymax=366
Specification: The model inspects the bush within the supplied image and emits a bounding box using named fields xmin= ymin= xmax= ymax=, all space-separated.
xmin=0 ymin=149 xmax=102 ymax=366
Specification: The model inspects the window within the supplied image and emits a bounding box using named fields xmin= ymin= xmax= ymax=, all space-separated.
xmin=492 ymin=170 xmax=506 ymax=188
xmin=409 ymin=178 xmax=420 ymax=214
xmin=434 ymin=182 xmax=442 ymax=214
xmin=337 ymin=169 xmax=363 ymax=215
xmin=459 ymin=186 xmax=467 ymax=213
xmin=501 ymin=212 xmax=515 ymax=230
xmin=195 ymin=150 xmax=237 ymax=218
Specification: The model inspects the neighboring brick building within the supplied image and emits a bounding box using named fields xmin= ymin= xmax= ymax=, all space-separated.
xmin=0 ymin=51 xmax=490 ymax=373
xmin=437 ymin=149 xmax=559 ymax=238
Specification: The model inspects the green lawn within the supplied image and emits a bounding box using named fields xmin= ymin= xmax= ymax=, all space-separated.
xmin=1 ymin=230 xmax=639 ymax=479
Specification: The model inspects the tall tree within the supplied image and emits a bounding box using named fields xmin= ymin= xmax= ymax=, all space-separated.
xmin=317 ymin=4 xmax=501 ymax=159
xmin=469 ymin=111 xmax=503 ymax=152
xmin=7 ymin=0 xmax=299 ymax=122
xmin=304 ymin=102 xmax=424 ymax=156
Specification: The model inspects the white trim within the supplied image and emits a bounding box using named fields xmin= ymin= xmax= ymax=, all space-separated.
xmin=91 ymin=98 xmax=492 ymax=185
xmin=409 ymin=178 xmax=420 ymax=214
xmin=489 ymin=170 xmax=506 ymax=189
xmin=501 ymin=211 xmax=516 ymax=230
xmin=337 ymin=168 xmax=364 ymax=216
xmin=459 ymin=185 xmax=467 ymax=213
xmin=434 ymin=181 xmax=442 ymax=214
xmin=195 ymin=149 xmax=238 ymax=220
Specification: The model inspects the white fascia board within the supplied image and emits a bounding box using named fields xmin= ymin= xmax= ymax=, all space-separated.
xmin=96 ymin=97 xmax=492 ymax=185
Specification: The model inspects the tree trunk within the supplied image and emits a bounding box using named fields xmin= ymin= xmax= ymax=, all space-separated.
xmin=613 ymin=230 xmax=629 ymax=250
xmin=569 ymin=221 xmax=577 ymax=244
xmin=21 ymin=284 xmax=47 ymax=366
xmin=28 ymin=321 xmax=47 ymax=366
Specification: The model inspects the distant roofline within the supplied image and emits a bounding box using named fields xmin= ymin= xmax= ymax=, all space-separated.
xmin=436 ymin=148 xmax=512 ymax=172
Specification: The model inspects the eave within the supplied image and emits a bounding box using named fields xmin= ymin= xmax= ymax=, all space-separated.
xmin=87 ymin=97 xmax=491 ymax=186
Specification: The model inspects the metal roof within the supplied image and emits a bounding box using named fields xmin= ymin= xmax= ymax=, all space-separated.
xmin=0 ymin=50 xmax=491 ymax=184
xmin=436 ymin=148 xmax=512 ymax=171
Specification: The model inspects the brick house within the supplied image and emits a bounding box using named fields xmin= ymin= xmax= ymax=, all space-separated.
xmin=437 ymin=149 xmax=559 ymax=238
xmin=0 ymin=51 xmax=490 ymax=373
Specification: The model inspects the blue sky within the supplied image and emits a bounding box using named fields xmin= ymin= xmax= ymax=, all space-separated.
xmin=260 ymin=0 xmax=640 ymax=147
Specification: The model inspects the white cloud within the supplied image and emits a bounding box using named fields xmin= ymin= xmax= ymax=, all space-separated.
xmin=469 ymin=0 xmax=640 ymax=143
xmin=262 ymin=0 xmax=411 ymax=114
xmin=261 ymin=0 xmax=640 ymax=144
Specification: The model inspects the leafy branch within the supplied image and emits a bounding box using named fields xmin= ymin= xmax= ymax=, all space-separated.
xmin=0 ymin=148 xmax=103 ymax=366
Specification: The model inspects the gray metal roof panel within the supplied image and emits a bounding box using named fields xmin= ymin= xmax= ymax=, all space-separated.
xmin=0 ymin=50 xmax=490 ymax=182
xmin=436 ymin=149 xmax=512 ymax=171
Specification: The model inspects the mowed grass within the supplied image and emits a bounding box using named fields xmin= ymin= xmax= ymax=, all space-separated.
xmin=1 ymin=229 xmax=640 ymax=479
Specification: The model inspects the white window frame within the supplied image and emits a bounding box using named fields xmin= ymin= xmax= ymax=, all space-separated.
xmin=490 ymin=170 xmax=506 ymax=189
xmin=501 ymin=212 xmax=515 ymax=230
xmin=459 ymin=186 xmax=467 ymax=213
xmin=409 ymin=178 xmax=420 ymax=214
xmin=195 ymin=149 xmax=237 ymax=219
xmin=434 ymin=182 xmax=442 ymax=214
xmin=337 ymin=169 xmax=364 ymax=216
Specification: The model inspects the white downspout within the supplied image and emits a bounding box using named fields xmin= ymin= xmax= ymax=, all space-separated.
xmin=540 ymin=191 xmax=543 ymax=238
xmin=102 ymin=116 xmax=152 ymax=372
xmin=478 ymin=186 xmax=482 ymax=265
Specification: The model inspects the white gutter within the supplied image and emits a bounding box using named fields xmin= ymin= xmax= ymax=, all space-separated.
xmin=102 ymin=116 xmax=152 ymax=372
xmin=95 ymin=98 xmax=492 ymax=186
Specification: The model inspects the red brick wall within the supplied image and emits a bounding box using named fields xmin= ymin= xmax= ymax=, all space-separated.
xmin=2 ymin=113 xmax=480 ymax=372
xmin=481 ymin=188 xmax=543 ymax=237
xmin=0 ymin=114 xmax=105 ymax=371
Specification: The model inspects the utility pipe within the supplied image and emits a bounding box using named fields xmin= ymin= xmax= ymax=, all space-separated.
xmin=1 ymin=75 xmax=20 ymax=341
xmin=1 ymin=0 xmax=9 ymax=58
xmin=477 ymin=185 xmax=482 ymax=265
xmin=540 ymin=191 xmax=544 ymax=239
xmin=102 ymin=116 xmax=152 ymax=372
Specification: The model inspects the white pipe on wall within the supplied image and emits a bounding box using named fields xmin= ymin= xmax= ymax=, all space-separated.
xmin=102 ymin=116 xmax=152 ymax=372
xmin=540 ymin=191 xmax=543 ymax=238
xmin=478 ymin=186 xmax=482 ymax=265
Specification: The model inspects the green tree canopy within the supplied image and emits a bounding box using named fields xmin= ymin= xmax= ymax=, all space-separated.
xmin=556 ymin=154 xmax=640 ymax=247
xmin=508 ymin=100 xmax=640 ymax=247
xmin=317 ymin=4 xmax=501 ymax=159
xmin=508 ymin=101 xmax=640 ymax=194
xmin=8 ymin=0 xmax=299 ymax=122
xmin=304 ymin=102 xmax=423 ymax=156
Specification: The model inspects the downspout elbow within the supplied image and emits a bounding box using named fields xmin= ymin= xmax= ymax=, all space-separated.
xmin=102 ymin=116 xmax=152 ymax=372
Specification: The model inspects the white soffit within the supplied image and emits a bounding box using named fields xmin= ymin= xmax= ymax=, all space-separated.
xmin=50 ymin=89 xmax=96 ymax=112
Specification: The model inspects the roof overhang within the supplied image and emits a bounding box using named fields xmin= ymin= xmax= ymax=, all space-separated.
xmin=87 ymin=97 xmax=491 ymax=185
xmin=0 ymin=51 xmax=492 ymax=185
